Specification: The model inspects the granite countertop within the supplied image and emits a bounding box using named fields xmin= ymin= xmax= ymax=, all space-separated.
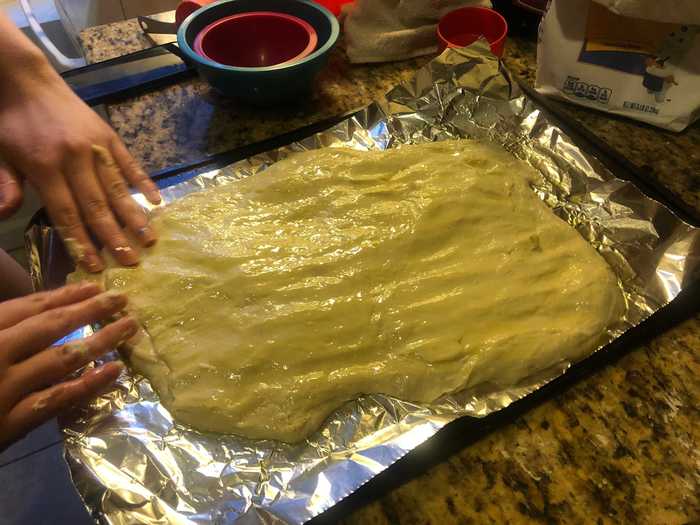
xmin=80 ymin=20 xmax=699 ymax=525
xmin=80 ymin=19 xmax=430 ymax=173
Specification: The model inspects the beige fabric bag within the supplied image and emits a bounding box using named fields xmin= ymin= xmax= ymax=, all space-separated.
xmin=343 ymin=0 xmax=491 ymax=63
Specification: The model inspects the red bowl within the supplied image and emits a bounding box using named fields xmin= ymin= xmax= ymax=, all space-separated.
xmin=437 ymin=6 xmax=508 ymax=58
xmin=193 ymin=11 xmax=318 ymax=68
xmin=311 ymin=0 xmax=353 ymax=16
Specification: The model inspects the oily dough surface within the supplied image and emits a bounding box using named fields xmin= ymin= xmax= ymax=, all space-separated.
xmin=78 ymin=140 xmax=624 ymax=442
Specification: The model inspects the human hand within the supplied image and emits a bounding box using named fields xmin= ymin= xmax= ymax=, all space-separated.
xmin=0 ymin=282 xmax=136 ymax=450
xmin=0 ymin=56 xmax=161 ymax=272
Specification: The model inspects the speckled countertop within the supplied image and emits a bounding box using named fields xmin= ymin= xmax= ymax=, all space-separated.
xmin=80 ymin=20 xmax=699 ymax=525
xmin=79 ymin=19 xmax=429 ymax=173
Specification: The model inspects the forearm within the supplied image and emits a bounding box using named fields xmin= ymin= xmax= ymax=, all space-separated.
xmin=0 ymin=13 xmax=159 ymax=270
xmin=0 ymin=14 xmax=61 ymax=99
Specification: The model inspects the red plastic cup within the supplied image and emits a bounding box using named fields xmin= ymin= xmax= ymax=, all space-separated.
xmin=176 ymin=0 xmax=213 ymax=27
xmin=437 ymin=6 xmax=508 ymax=58
xmin=193 ymin=11 xmax=319 ymax=68
xmin=177 ymin=0 xmax=351 ymax=27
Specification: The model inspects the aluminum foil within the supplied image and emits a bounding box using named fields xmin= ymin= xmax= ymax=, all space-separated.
xmin=26 ymin=41 xmax=700 ymax=525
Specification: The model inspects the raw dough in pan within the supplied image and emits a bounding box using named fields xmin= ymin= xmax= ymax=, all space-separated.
xmin=74 ymin=140 xmax=624 ymax=442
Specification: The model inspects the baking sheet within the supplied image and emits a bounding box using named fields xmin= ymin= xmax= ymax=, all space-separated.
xmin=27 ymin=41 xmax=700 ymax=525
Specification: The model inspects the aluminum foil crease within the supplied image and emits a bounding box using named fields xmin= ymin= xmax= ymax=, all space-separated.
xmin=26 ymin=41 xmax=700 ymax=525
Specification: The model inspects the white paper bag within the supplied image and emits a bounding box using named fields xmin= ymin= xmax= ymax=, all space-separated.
xmin=592 ymin=0 xmax=700 ymax=25
xmin=536 ymin=0 xmax=700 ymax=131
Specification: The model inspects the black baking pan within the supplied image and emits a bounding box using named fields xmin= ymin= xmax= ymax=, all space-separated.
xmin=61 ymin=43 xmax=195 ymax=107
xmin=33 ymin=51 xmax=699 ymax=525
xmin=24 ymin=93 xmax=700 ymax=522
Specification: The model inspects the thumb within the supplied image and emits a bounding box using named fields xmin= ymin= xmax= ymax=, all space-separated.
xmin=0 ymin=160 xmax=23 ymax=219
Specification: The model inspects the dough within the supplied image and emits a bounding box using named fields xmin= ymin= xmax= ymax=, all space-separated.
xmin=75 ymin=140 xmax=624 ymax=442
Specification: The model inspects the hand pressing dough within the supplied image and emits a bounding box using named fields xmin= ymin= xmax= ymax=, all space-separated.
xmin=75 ymin=140 xmax=624 ymax=442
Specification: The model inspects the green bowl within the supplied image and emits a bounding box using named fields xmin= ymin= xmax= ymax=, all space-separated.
xmin=177 ymin=0 xmax=339 ymax=105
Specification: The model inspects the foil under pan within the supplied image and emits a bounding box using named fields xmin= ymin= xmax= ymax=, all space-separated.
xmin=26 ymin=42 xmax=700 ymax=525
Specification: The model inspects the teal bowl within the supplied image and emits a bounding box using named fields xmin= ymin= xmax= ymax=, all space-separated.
xmin=177 ymin=0 xmax=339 ymax=105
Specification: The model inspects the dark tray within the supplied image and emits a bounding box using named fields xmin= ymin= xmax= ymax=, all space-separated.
xmin=62 ymin=43 xmax=194 ymax=107
xmin=34 ymin=54 xmax=699 ymax=525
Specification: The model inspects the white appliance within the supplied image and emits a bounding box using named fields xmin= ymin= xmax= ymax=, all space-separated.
xmin=18 ymin=0 xmax=177 ymax=69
